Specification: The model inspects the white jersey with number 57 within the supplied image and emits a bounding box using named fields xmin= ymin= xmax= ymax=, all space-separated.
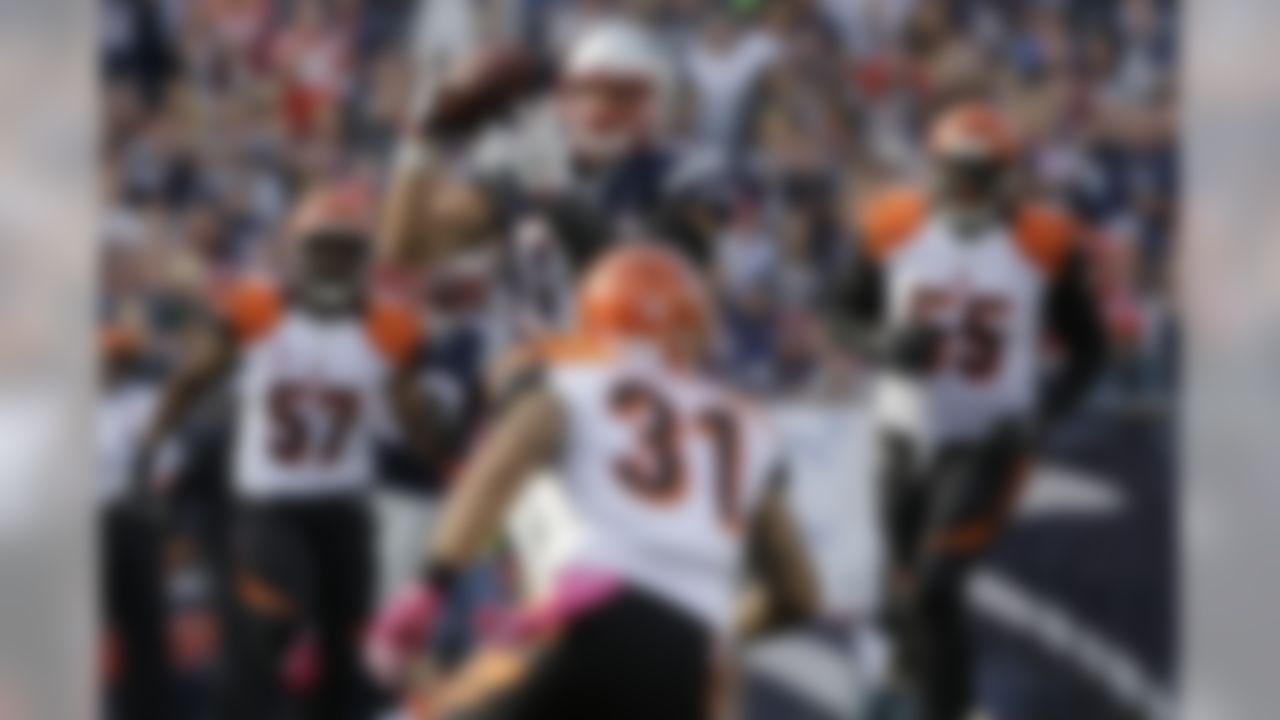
xmin=220 ymin=279 xmax=421 ymax=500
xmin=533 ymin=338 xmax=782 ymax=634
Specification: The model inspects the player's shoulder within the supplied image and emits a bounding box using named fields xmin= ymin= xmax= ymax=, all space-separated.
xmin=854 ymin=185 xmax=929 ymax=263
xmin=488 ymin=334 xmax=619 ymax=404
xmin=363 ymin=297 xmax=424 ymax=367
xmin=1011 ymin=201 xmax=1078 ymax=276
xmin=504 ymin=335 xmax=620 ymax=374
xmin=217 ymin=274 xmax=284 ymax=342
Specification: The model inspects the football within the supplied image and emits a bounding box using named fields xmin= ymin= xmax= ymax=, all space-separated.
xmin=424 ymin=47 xmax=551 ymax=140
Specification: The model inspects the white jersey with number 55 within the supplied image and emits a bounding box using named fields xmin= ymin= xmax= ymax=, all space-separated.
xmin=859 ymin=189 xmax=1076 ymax=447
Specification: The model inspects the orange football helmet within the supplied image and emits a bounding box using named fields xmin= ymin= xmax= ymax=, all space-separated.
xmin=287 ymin=180 xmax=376 ymax=314
xmin=577 ymin=244 xmax=712 ymax=362
xmin=928 ymin=101 xmax=1019 ymax=165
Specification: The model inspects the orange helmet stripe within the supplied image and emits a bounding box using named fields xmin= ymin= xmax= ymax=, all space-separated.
xmin=288 ymin=180 xmax=375 ymax=243
xmin=928 ymin=101 xmax=1019 ymax=163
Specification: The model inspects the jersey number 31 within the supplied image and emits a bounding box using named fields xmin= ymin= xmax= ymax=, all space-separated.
xmin=609 ymin=381 xmax=744 ymax=535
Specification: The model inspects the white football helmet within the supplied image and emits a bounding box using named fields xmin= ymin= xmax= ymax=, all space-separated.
xmin=559 ymin=20 xmax=673 ymax=161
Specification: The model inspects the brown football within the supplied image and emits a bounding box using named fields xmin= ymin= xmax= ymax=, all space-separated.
xmin=424 ymin=47 xmax=551 ymax=140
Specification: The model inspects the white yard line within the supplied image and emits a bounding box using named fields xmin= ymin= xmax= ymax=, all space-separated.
xmin=969 ymin=570 xmax=1176 ymax=720
xmin=750 ymin=465 xmax=1164 ymax=718
xmin=746 ymin=635 xmax=860 ymax=718
xmin=1014 ymin=464 xmax=1127 ymax=520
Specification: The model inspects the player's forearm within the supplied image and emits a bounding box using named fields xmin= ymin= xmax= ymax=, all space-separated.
xmin=1040 ymin=255 xmax=1109 ymax=420
xmin=141 ymin=366 xmax=214 ymax=452
xmin=380 ymin=140 xmax=440 ymax=269
xmin=424 ymin=389 xmax=561 ymax=573
xmin=428 ymin=478 xmax=515 ymax=571
xmin=1041 ymin=333 xmax=1107 ymax=420
xmin=142 ymin=325 xmax=233 ymax=452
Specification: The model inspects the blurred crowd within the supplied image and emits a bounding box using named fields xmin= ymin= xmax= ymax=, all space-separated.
xmin=98 ymin=0 xmax=1177 ymax=714
xmin=101 ymin=0 xmax=1178 ymax=403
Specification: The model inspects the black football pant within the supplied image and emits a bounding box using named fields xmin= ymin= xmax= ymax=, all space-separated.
xmin=102 ymin=503 xmax=172 ymax=720
xmin=225 ymin=495 xmax=376 ymax=720
xmin=879 ymin=425 xmax=1028 ymax=720
xmin=449 ymin=585 xmax=713 ymax=720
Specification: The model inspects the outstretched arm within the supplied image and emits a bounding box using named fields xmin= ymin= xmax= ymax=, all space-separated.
xmin=380 ymin=47 xmax=546 ymax=270
xmin=365 ymin=384 xmax=564 ymax=684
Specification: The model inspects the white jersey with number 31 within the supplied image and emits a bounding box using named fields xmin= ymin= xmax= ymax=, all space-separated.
xmin=535 ymin=339 xmax=781 ymax=634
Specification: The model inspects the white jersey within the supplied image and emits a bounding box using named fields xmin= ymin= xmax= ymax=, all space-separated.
xmin=97 ymin=382 xmax=157 ymax=506
xmin=222 ymin=280 xmax=421 ymax=500
xmin=538 ymin=339 xmax=782 ymax=634
xmin=860 ymin=190 xmax=1075 ymax=447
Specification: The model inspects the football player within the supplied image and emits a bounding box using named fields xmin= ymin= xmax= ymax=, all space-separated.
xmin=832 ymin=102 xmax=1108 ymax=720
xmin=137 ymin=182 xmax=443 ymax=719
xmin=98 ymin=324 xmax=172 ymax=720
xmin=382 ymin=19 xmax=724 ymax=338
xmin=366 ymin=245 xmax=818 ymax=720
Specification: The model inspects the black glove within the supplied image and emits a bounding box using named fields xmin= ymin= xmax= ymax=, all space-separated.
xmin=879 ymin=323 xmax=945 ymax=376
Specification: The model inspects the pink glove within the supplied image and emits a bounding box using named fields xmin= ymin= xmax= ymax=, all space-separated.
xmin=364 ymin=584 xmax=442 ymax=687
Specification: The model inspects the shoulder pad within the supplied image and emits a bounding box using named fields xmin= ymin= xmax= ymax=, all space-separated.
xmin=855 ymin=187 xmax=927 ymax=263
xmin=1013 ymin=204 xmax=1077 ymax=277
xmin=218 ymin=278 xmax=282 ymax=343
